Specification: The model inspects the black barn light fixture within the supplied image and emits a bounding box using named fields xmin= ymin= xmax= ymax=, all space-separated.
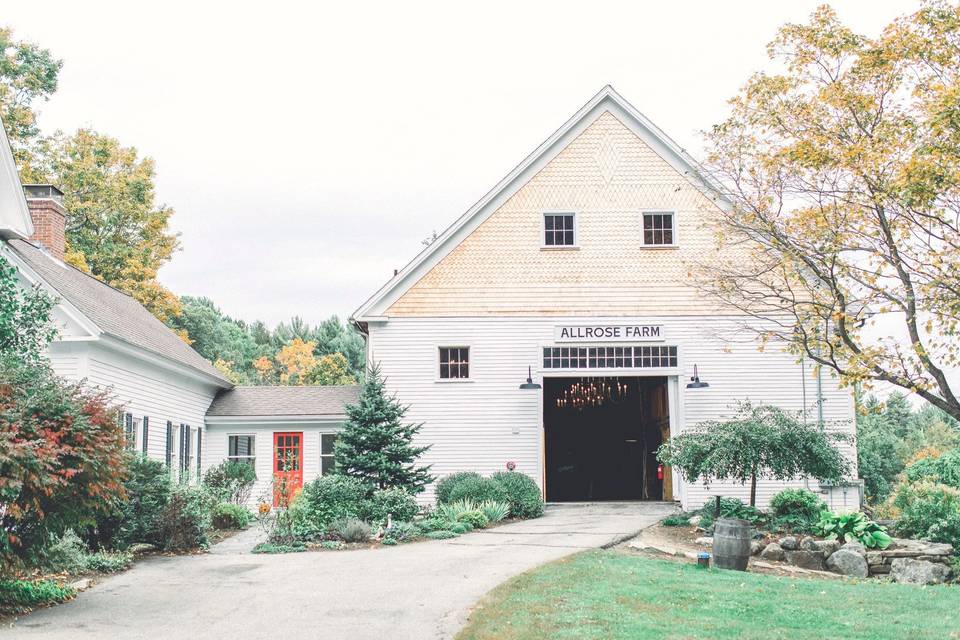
xmin=519 ymin=366 xmax=541 ymax=390
xmin=686 ymin=364 xmax=710 ymax=389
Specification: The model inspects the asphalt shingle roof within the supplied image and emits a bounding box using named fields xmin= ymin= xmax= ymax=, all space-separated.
xmin=8 ymin=238 xmax=232 ymax=386
xmin=206 ymin=385 xmax=359 ymax=417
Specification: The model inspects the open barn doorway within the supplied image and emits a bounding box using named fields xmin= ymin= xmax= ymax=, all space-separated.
xmin=544 ymin=376 xmax=669 ymax=502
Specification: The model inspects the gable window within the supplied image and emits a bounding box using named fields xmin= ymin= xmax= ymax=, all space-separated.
xmin=320 ymin=433 xmax=337 ymax=475
xmin=543 ymin=213 xmax=575 ymax=247
xmin=439 ymin=347 xmax=469 ymax=379
xmin=228 ymin=435 xmax=256 ymax=468
xmin=642 ymin=212 xmax=675 ymax=246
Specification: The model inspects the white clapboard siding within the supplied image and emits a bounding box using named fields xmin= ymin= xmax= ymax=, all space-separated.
xmin=369 ymin=315 xmax=856 ymax=509
xmin=70 ymin=342 xmax=221 ymax=470
xmin=203 ymin=423 xmax=343 ymax=507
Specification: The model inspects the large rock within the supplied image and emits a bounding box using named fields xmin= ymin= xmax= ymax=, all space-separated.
xmin=688 ymin=515 xmax=702 ymax=527
xmin=779 ymin=536 xmax=798 ymax=551
xmin=888 ymin=538 xmax=953 ymax=556
xmin=785 ymin=550 xmax=825 ymax=570
xmin=814 ymin=540 xmax=841 ymax=557
xmin=760 ymin=542 xmax=785 ymax=561
xmin=866 ymin=551 xmax=884 ymax=566
xmin=890 ymin=558 xmax=952 ymax=585
xmin=750 ymin=540 xmax=763 ymax=556
xmin=826 ymin=548 xmax=869 ymax=578
xmin=840 ymin=541 xmax=866 ymax=558
xmin=799 ymin=536 xmax=817 ymax=551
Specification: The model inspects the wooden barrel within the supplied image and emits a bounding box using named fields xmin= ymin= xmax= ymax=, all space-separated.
xmin=713 ymin=517 xmax=752 ymax=571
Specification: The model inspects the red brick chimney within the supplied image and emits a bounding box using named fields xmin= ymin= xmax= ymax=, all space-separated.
xmin=23 ymin=184 xmax=66 ymax=261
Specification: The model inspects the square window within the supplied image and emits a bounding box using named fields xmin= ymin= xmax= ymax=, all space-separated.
xmin=439 ymin=347 xmax=470 ymax=379
xmin=228 ymin=435 xmax=256 ymax=467
xmin=642 ymin=212 xmax=675 ymax=246
xmin=543 ymin=213 xmax=575 ymax=246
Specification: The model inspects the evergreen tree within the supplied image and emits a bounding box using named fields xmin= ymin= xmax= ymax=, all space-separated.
xmin=334 ymin=366 xmax=432 ymax=493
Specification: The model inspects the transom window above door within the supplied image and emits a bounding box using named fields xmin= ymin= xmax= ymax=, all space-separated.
xmin=543 ymin=213 xmax=576 ymax=247
xmin=642 ymin=212 xmax=675 ymax=246
xmin=439 ymin=347 xmax=470 ymax=379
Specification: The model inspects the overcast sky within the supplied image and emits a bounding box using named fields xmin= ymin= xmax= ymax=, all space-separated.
xmin=6 ymin=1 xmax=912 ymax=327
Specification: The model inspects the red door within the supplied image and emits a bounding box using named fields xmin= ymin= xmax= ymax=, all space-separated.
xmin=273 ymin=432 xmax=303 ymax=507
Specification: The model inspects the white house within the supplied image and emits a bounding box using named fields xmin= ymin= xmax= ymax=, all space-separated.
xmin=0 ymin=123 xmax=355 ymax=504
xmin=352 ymin=86 xmax=858 ymax=510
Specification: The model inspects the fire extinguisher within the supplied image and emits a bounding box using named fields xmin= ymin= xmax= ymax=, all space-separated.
xmin=657 ymin=464 xmax=664 ymax=481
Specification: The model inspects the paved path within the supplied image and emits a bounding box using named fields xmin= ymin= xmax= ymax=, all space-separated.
xmin=4 ymin=502 xmax=675 ymax=640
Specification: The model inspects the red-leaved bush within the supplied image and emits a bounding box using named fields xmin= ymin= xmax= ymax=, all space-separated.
xmin=0 ymin=356 xmax=127 ymax=574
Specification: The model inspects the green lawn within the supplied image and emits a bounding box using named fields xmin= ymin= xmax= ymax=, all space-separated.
xmin=457 ymin=550 xmax=960 ymax=640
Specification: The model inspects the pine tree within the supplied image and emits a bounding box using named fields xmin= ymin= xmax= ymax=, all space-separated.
xmin=334 ymin=365 xmax=433 ymax=493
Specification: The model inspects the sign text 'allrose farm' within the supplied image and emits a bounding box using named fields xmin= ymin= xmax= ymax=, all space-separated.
xmin=553 ymin=325 xmax=664 ymax=343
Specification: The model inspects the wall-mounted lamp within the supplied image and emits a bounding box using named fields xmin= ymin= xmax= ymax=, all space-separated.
xmin=686 ymin=364 xmax=709 ymax=389
xmin=519 ymin=366 xmax=541 ymax=390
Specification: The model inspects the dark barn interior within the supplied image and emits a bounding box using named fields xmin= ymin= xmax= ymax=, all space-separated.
xmin=544 ymin=376 xmax=669 ymax=502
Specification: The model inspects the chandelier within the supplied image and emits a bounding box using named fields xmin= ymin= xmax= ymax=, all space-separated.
xmin=555 ymin=377 xmax=629 ymax=409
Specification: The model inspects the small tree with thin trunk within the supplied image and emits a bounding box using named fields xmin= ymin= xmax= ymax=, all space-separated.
xmin=656 ymin=401 xmax=850 ymax=506
xmin=334 ymin=365 xmax=433 ymax=493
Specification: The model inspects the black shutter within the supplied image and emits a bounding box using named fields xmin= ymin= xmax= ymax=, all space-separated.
xmin=196 ymin=429 xmax=202 ymax=477
xmin=165 ymin=421 xmax=173 ymax=466
xmin=142 ymin=416 xmax=149 ymax=454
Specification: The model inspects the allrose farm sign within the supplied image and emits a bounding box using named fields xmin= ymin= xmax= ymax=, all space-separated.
xmin=553 ymin=324 xmax=665 ymax=343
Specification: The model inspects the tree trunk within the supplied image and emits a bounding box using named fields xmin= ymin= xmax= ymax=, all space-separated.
xmin=749 ymin=473 xmax=757 ymax=507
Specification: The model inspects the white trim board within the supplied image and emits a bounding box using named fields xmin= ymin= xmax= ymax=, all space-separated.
xmin=352 ymin=85 xmax=730 ymax=322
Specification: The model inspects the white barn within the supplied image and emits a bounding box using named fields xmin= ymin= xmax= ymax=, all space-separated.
xmin=353 ymin=86 xmax=858 ymax=510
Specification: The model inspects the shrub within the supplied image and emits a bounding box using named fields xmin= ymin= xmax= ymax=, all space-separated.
xmin=84 ymin=550 xmax=132 ymax=573
xmin=435 ymin=472 xmax=483 ymax=504
xmin=491 ymin=472 xmax=544 ymax=519
xmin=155 ymin=485 xmax=212 ymax=551
xmin=457 ymin=509 xmax=489 ymax=530
xmin=42 ymin=530 xmax=90 ymax=574
xmin=425 ymin=530 xmax=458 ymax=540
xmin=298 ymin=475 xmax=369 ymax=528
xmin=330 ymin=518 xmax=372 ymax=543
xmin=448 ymin=476 xmax=508 ymax=505
xmin=104 ymin=455 xmax=172 ymax=549
xmin=361 ymin=488 xmax=419 ymax=525
xmin=252 ymin=542 xmax=307 ymax=554
xmin=661 ymin=515 xmax=691 ymax=527
xmin=203 ymin=461 xmax=257 ymax=505
xmin=383 ymin=521 xmax=420 ymax=544
xmin=768 ymin=488 xmax=827 ymax=532
xmin=449 ymin=522 xmax=471 ymax=534
xmin=814 ymin=511 xmax=892 ymax=549
xmin=0 ymin=579 xmax=75 ymax=613
xmin=478 ymin=500 xmax=510 ymax=523
xmin=211 ymin=503 xmax=251 ymax=530
xmin=698 ymin=497 xmax=765 ymax=530
xmin=321 ymin=540 xmax=345 ymax=550
xmin=0 ymin=356 xmax=127 ymax=573
xmin=892 ymin=480 xmax=960 ymax=549
xmin=903 ymin=449 xmax=960 ymax=489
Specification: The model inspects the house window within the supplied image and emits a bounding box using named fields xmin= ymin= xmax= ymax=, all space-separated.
xmin=320 ymin=433 xmax=337 ymax=475
xmin=439 ymin=347 xmax=470 ymax=379
xmin=543 ymin=213 xmax=575 ymax=247
xmin=228 ymin=435 xmax=256 ymax=467
xmin=123 ymin=413 xmax=135 ymax=449
xmin=642 ymin=212 xmax=675 ymax=246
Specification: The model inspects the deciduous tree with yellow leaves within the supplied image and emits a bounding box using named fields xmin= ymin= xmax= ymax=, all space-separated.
xmin=701 ymin=2 xmax=960 ymax=420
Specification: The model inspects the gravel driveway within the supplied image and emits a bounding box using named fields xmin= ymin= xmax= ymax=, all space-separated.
xmin=4 ymin=502 xmax=675 ymax=640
